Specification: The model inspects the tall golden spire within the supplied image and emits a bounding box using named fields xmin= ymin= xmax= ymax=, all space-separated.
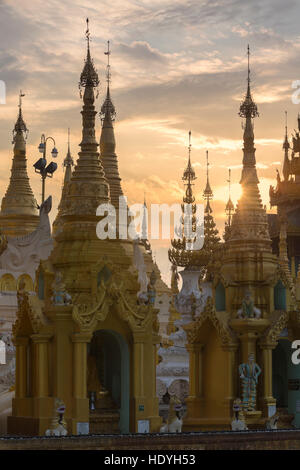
xmin=63 ymin=128 xmax=74 ymax=186
xmin=228 ymin=46 xmax=271 ymax=249
xmin=99 ymin=40 xmax=123 ymax=211
xmin=202 ymin=151 xmax=220 ymax=257
xmin=52 ymin=129 xmax=74 ymax=235
xmin=225 ymin=169 xmax=234 ymax=225
xmin=182 ymin=130 xmax=196 ymax=204
xmin=60 ymin=19 xmax=109 ymax=221
xmin=203 ymin=150 xmax=213 ymax=212
xmin=282 ymin=111 xmax=290 ymax=182
xmin=0 ymin=91 xmax=39 ymax=237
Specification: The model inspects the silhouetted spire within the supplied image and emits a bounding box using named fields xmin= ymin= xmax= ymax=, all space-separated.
xmin=99 ymin=40 xmax=123 ymax=210
xmin=283 ymin=111 xmax=290 ymax=182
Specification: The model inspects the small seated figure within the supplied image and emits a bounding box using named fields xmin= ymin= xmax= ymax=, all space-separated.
xmin=237 ymin=289 xmax=261 ymax=319
xmin=51 ymin=271 xmax=72 ymax=305
xmin=231 ymin=398 xmax=248 ymax=431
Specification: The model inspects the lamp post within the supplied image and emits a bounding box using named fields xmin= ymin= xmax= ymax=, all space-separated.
xmin=33 ymin=134 xmax=58 ymax=204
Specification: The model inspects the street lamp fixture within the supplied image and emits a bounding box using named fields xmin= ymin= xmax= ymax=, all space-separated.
xmin=34 ymin=134 xmax=58 ymax=204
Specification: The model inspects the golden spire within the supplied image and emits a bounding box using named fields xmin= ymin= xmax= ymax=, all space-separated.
xmin=202 ymin=151 xmax=220 ymax=258
xmin=225 ymin=169 xmax=234 ymax=225
xmin=63 ymin=128 xmax=74 ymax=186
xmin=282 ymin=111 xmax=290 ymax=182
xmin=238 ymin=45 xmax=259 ymax=187
xmin=182 ymin=131 xmax=196 ymax=204
xmin=78 ymin=18 xmax=99 ymax=96
xmin=0 ymin=91 xmax=39 ymax=236
xmin=13 ymin=90 xmax=28 ymax=140
xmin=228 ymin=46 xmax=271 ymax=249
xmin=53 ymin=129 xmax=74 ymax=233
xmin=99 ymin=40 xmax=123 ymax=211
xmin=60 ymin=19 xmax=109 ymax=221
xmin=203 ymin=150 xmax=213 ymax=212
xmin=100 ymin=40 xmax=116 ymax=122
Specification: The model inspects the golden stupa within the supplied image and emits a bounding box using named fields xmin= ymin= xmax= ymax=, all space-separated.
xmin=8 ymin=22 xmax=162 ymax=436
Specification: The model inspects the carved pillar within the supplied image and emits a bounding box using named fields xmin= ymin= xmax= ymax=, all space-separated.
xmin=259 ymin=341 xmax=276 ymax=417
xmin=31 ymin=334 xmax=51 ymax=397
xmin=185 ymin=343 xmax=204 ymax=417
xmin=72 ymin=333 xmax=91 ymax=398
xmin=15 ymin=337 xmax=28 ymax=398
xmin=222 ymin=343 xmax=238 ymax=415
xmin=71 ymin=332 xmax=91 ymax=435
xmin=132 ymin=332 xmax=145 ymax=431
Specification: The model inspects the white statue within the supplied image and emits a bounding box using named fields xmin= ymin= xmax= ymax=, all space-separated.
xmin=160 ymin=395 xmax=184 ymax=433
xmin=231 ymin=398 xmax=248 ymax=431
xmin=0 ymin=196 xmax=53 ymax=279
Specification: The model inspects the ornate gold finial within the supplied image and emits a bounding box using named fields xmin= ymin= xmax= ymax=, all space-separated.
xmin=105 ymin=40 xmax=111 ymax=85
xmin=79 ymin=18 xmax=99 ymax=96
xmin=64 ymin=128 xmax=74 ymax=170
xmin=182 ymin=131 xmax=196 ymax=204
xmin=100 ymin=40 xmax=116 ymax=122
xmin=203 ymin=150 xmax=213 ymax=211
xmin=225 ymin=169 xmax=234 ymax=223
xmin=238 ymin=45 xmax=259 ymax=119
xmin=13 ymin=90 xmax=28 ymax=142
xmin=283 ymin=111 xmax=290 ymax=182
xmin=169 ymin=132 xmax=210 ymax=269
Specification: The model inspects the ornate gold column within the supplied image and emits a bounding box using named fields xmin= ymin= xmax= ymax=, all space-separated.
xmin=185 ymin=343 xmax=204 ymax=418
xmin=15 ymin=337 xmax=28 ymax=398
xmin=259 ymin=341 xmax=276 ymax=416
xmin=230 ymin=319 xmax=270 ymax=362
xmin=71 ymin=332 xmax=91 ymax=435
xmin=132 ymin=332 xmax=145 ymax=431
xmin=222 ymin=343 xmax=238 ymax=415
xmin=31 ymin=334 xmax=51 ymax=397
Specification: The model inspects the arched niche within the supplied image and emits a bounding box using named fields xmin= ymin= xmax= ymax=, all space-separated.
xmin=17 ymin=274 xmax=33 ymax=292
xmin=88 ymin=329 xmax=130 ymax=434
xmin=215 ymin=282 xmax=226 ymax=311
xmin=0 ymin=273 xmax=16 ymax=291
xmin=274 ymin=280 xmax=286 ymax=310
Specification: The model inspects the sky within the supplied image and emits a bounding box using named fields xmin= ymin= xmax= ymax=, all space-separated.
xmin=0 ymin=0 xmax=300 ymax=285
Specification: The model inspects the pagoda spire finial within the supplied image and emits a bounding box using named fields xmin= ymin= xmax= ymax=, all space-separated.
xmin=227 ymin=46 xmax=271 ymax=249
xmin=203 ymin=150 xmax=213 ymax=210
xmin=239 ymin=45 xmax=259 ymax=120
xmin=100 ymin=40 xmax=123 ymax=210
xmin=283 ymin=110 xmax=290 ymax=181
xmin=182 ymin=131 xmax=196 ymax=204
xmin=101 ymin=40 xmax=116 ymax=122
xmin=64 ymin=128 xmax=74 ymax=174
xmin=105 ymin=40 xmax=111 ymax=86
xmin=225 ymin=168 xmax=234 ymax=226
xmin=13 ymin=90 xmax=28 ymax=143
xmin=79 ymin=18 xmax=99 ymax=98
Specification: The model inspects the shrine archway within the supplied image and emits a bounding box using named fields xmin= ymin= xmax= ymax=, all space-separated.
xmin=88 ymin=329 xmax=130 ymax=434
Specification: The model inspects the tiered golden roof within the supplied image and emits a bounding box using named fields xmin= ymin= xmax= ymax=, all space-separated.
xmin=99 ymin=42 xmax=123 ymax=212
xmin=0 ymin=92 xmax=39 ymax=237
xmin=227 ymin=46 xmax=271 ymax=251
